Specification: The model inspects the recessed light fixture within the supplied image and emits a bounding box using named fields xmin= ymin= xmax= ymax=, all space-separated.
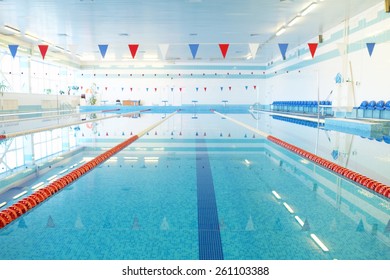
xmin=4 ymin=24 xmax=20 ymax=34
xmin=276 ymin=27 xmax=286 ymax=36
xmin=301 ymin=2 xmax=317 ymax=16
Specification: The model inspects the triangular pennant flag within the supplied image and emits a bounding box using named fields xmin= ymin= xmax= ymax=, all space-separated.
xmin=146 ymin=88 xmax=149 ymax=92
xmin=132 ymin=216 xmax=140 ymax=230
xmin=196 ymin=87 xmax=199 ymax=92
xmin=189 ymin=44 xmax=199 ymax=59
xmin=18 ymin=217 xmax=27 ymax=228
xmin=160 ymin=217 xmax=169 ymax=231
xmin=245 ymin=86 xmax=248 ymax=90
xmin=159 ymin=44 xmax=169 ymax=60
xmin=154 ymin=88 xmax=157 ymax=92
xmin=46 ymin=215 xmax=55 ymax=228
xmin=356 ymin=219 xmax=365 ymax=232
xmin=130 ymin=87 xmax=133 ymax=91
xmin=98 ymin=44 xmax=108 ymax=58
xmin=204 ymin=87 xmax=207 ymax=92
xmin=8 ymin=45 xmax=18 ymax=58
xmin=278 ymin=43 xmax=288 ymax=60
xmin=249 ymin=43 xmax=259 ymax=59
xmin=220 ymin=86 xmax=223 ymax=91
xmin=229 ymin=86 xmax=232 ymax=91
xmin=366 ymin=43 xmax=375 ymax=57
xmin=302 ymin=218 xmax=310 ymax=231
xmin=171 ymin=87 xmax=174 ymax=92
xmin=384 ymin=219 xmax=390 ymax=233
xmin=179 ymin=87 xmax=182 ymax=92
xmin=273 ymin=218 xmax=284 ymax=231
xmin=75 ymin=215 xmax=85 ymax=229
xmin=121 ymin=87 xmax=124 ymax=91
xmin=308 ymin=43 xmax=318 ymax=58
xmin=219 ymin=43 xmax=229 ymax=58
xmin=38 ymin=45 xmax=49 ymax=60
xmin=128 ymin=44 xmax=139 ymax=59
xmin=254 ymin=85 xmax=257 ymax=90
xmin=245 ymin=215 xmax=255 ymax=231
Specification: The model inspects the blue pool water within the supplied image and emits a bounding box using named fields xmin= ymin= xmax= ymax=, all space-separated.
xmin=0 ymin=112 xmax=389 ymax=260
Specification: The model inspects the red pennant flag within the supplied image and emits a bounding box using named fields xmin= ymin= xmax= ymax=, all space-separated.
xmin=219 ymin=44 xmax=229 ymax=59
xmin=254 ymin=85 xmax=257 ymax=90
xmin=204 ymin=87 xmax=207 ymax=92
xmin=179 ymin=88 xmax=182 ymax=92
xmin=229 ymin=86 xmax=232 ymax=91
xmin=128 ymin=44 xmax=139 ymax=59
xmin=308 ymin=43 xmax=318 ymax=58
xmin=80 ymin=86 xmax=83 ymax=90
xmin=38 ymin=45 xmax=49 ymax=60
xmin=154 ymin=88 xmax=157 ymax=92
xmin=130 ymin=87 xmax=133 ymax=91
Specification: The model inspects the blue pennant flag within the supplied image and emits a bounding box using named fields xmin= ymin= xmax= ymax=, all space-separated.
xmin=8 ymin=45 xmax=19 ymax=58
xmin=278 ymin=43 xmax=288 ymax=60
xmin=189 ymin=44 xmax=199 ymax=59
xmin=98 ymin=44 xmax=108 ymax=58
xmin=366 ymin=43 xmax=375 ymax=57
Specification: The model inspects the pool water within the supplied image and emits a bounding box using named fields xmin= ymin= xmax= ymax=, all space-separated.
xmin=0 ymin=113 xmax=389 ymax=260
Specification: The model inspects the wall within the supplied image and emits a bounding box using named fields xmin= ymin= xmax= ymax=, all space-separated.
xmin=265 ymin=2 xmax=390 ymax=108
xmin=75 ymin=67 xmax=265 ymax=106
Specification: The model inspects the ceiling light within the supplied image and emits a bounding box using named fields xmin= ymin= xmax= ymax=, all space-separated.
xmin=310 ymin=234 xmax=329 ymax=252
xmin=276 ymin=27 xmax=286 ymax=36
xmin=4 ymin=24 xmax=21 ymax=34
xmin=25 ymin=32 xmax=39 ymax=41
xmin=301 ymin=2 xmax=317 ymax=16
xmin=287 ymin=16 xmax=301 ymax=27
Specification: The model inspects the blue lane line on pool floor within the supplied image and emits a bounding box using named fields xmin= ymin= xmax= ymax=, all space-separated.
xmin=196 ymin=139 xmax=224 ymax=260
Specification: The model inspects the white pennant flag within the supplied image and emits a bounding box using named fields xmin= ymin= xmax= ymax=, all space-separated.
xmin=337 ymin=43 xmax=347 ymax=56
xmin=249 ymin=43 xmax=259 ymax=59
xmin=159 ymin=44 xmax=169 ymax=60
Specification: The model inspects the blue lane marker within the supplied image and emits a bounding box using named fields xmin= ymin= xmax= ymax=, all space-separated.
xmin=196 ymin=139 xmax=224 ymax=260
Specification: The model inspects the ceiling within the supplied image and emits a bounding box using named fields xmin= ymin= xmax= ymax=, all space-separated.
xmin=0 ymin=0 xmax=384 ymax=67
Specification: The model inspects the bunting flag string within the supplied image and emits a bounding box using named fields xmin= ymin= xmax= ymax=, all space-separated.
xmin=189 ymin=44 xmax=199 ymax=59
xmin=38 ymin=45 xmax=49 ymax=60
xmin=128 ymin=44 xmax=139 ymax=59
xmin=308 ymin=43 xmax=318 ymax=58
xmin=278 ymin=43 xmax=288 ymax=60
xmin=366 ymin=43 xmax=375 ymax=57
xmin=98 ymin=44 xmax=108 ymax=59
xmin=8 ymin=45 xmax=18 ymax=58
xmin=219 ymin=43 xmax=229 ymax=59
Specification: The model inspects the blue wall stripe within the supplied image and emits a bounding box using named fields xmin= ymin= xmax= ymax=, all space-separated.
xmin=196 ymin=139 xmax=224 ymax=260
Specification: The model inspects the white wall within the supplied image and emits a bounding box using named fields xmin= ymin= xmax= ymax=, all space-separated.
xmin=265 ymin=2 xmax=390 ymax=107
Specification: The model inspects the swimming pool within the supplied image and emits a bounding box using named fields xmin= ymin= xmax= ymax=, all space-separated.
xmin=0 ymin=112 xmax=389 ymax=260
